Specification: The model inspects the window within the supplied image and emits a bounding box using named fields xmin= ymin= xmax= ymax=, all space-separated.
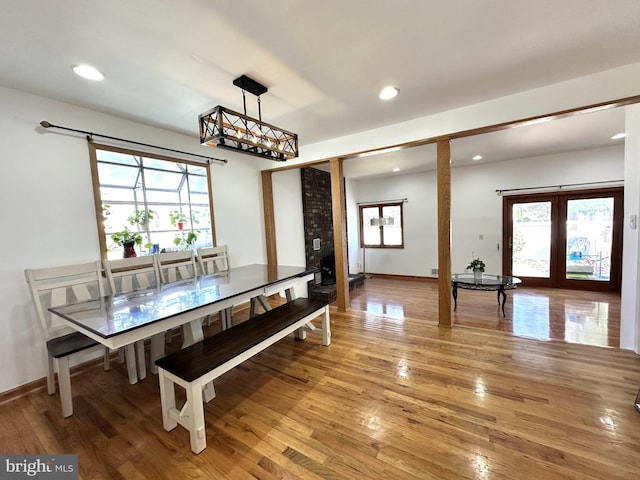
xmin=89 ymin=143 xmax=215 ymax=259
xmin=359 ymin=202 xmax=404 ymax=248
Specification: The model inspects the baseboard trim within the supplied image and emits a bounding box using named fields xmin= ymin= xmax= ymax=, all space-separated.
xmin=0 ymin=355 xmax=108 ymax=406
xmin=366 ymin=273 xmax=437 ymax=282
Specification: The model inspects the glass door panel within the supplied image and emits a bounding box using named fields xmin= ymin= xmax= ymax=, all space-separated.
xmin=565 ymin=197 xmax=614 ymax=282
xmin=504 ymin=188 xmax=622 ymax=292
xmin=512 ymin=201 xmax=552 ymax=278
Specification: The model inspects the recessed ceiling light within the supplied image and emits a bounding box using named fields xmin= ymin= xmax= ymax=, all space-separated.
xmin=472 ymin=155 xmax=483 ymax=161
xmin=611 ymin=133 xmax=626 ymax=140
xmin=379 ymin=86 xmax=399 ymax=101
xmin=72 ymin=64 xmax=105 ymax=81
xmin=393 ymin=167 xmax=400 ymax=172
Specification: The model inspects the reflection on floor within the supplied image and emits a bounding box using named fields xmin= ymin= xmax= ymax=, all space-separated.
xmin=348 ymin=276 xmax=621 ymax=348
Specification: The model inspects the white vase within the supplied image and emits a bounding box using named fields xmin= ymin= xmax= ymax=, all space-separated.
xmin=473 ymin=269 xmax=483 ymax=280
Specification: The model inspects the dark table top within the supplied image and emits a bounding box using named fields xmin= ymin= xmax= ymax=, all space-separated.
xmin=49 ymin=264 xmax=316 ymax=339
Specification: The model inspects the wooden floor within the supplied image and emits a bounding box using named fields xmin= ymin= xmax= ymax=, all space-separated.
xmin=2 ymin=282 xmax=639 ymax=479
xmin=350 ymin=277 xmax=622 ymax=348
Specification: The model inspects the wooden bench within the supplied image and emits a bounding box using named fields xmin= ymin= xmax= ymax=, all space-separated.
xmin=155 ymin=297 xmax=331 ymax=454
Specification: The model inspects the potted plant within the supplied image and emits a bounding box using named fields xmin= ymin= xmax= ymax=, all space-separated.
xmin=128 ymin=209 xmax=157 ymax=228
xmin=466 ymin=257 xmax=485 ymax=280
xmin=102 ymin=204 xmax=112 ymax=230
xmin=173 ymin=230 xmax=199 ymax=250
xmin=185 ymin=230 xmax=198 ymax=247
xmin=127 ymin=209 xmax=157 ymax=253
xmin=190 ymin=210 xmax=201 ymax=227
xmin=169 ymin=210 xmax=188 ymax=230
xmin=111 ymin=227 xmax=142 ymax=258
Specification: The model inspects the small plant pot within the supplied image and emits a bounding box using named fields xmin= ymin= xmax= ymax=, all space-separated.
xmin=123 ymin=241 xmax=137 ymax=258
xmin=473 ymin=269 xmax=483 ymax=280
xmin=177 ymin=222 xmax=184 ymax=230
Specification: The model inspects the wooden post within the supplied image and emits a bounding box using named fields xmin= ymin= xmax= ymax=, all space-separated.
xmin=261 ymin=170 xmax=277 ymax=265
xmin=437 ymin=139 xmax=452 ymax=327
xmin=330 ymin=158 xmax=350 ymax=311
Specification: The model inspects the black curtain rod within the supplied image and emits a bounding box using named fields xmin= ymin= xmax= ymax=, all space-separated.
xmin=39 ymin=121 xmax=227 ymax=164
xmin=357 ymin=197 xmax=408 ymax=205
xmin=496 ymin=179 xmax=623 ymax=195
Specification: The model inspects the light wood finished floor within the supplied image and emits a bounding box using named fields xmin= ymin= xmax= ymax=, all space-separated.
xmin=2 ymin=290 xmax=639 ymax=479
xmin=350 ymin=277 xmax=622 ymax=348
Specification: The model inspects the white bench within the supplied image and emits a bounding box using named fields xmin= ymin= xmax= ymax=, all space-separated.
xmin=155 ymin=297 xmax=331 ymax=453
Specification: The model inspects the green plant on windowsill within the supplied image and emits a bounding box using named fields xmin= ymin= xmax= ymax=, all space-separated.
xmin=111 ymin=227 xmax=144 ymax=258
xmin=102 ymin=204 xmax=112 ymax=229
xmin=466 ymin=257 xmax=485 ymax=273
xmin=128 ymin=209 xmax=157 ymax=228
xmin=111 ymin=227 xmax=142 ymax=246
xmin=173 ymin=230 xmax=199 ymax=250
xmin=169 ymin=210 xmax=188 ymax=229
xmin=126 ymin=209 xmax=157 ymax=252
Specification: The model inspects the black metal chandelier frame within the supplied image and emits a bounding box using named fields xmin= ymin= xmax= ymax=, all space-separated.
xmin=198 ymin=75 xmax=298 ymax=161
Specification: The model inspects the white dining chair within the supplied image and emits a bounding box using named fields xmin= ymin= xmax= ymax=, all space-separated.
xmin=155 ymin=250 xmax=198 ymax=284
xmin=155 ymin=250 xmax=199 ymax=343
xmin=196 ymin=245 xmax=229 ymax=275
xmin=104 ymin=256 xmax=160 ymax=293
xmin=103 ymin=256 xmax=165 ymax=377
xmin=196 ymin=245 xmax=233 ymax=329
xmin=24 ymin=261 xmax=110 ymax=417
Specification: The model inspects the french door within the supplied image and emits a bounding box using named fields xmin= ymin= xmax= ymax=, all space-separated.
xmin=503 ymin=188 xmax=623 ymax=291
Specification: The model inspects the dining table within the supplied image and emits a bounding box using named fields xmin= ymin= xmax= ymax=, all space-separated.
xmin=48 ymin=264 xmax=316 ymax=393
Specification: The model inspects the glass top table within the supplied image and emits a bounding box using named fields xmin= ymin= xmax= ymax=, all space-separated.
xmin=451 ymin=273 xmax=522 ymax=317
xmin=49 ymin=264 xmax=316 ymax=348
xmin=48 ymin=263 xmax=316 ymax=397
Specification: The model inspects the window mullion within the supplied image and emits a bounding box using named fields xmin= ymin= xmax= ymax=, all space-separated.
xmin=138 ymin=157 xmax=151 ymax=241
xmin=379 ymin=206 xmax=385 ymax=246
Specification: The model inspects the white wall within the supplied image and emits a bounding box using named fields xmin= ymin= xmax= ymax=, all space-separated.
xmin=452 ymin=145 xmax=624 ymax=273
xmin=272 ymin=169 xmax=305 ymax=266
xmin=347 ymin=145 xmax=624 ymax=276
xmin=348 ymin=172 xmax=438 ymax=276
xmin=211 ymin=154 xmax=272 ymax=267
xmin=345 ymin=177 xmax=360 ymax=274
xmin=0 ymin=85 xmax=267 ymax=393
xmin=621 ymin=104 xmax=640 ymax=352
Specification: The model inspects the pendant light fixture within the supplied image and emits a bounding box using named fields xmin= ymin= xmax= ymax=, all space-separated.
xmin=198 ymin=75 xmax=298 ymax=161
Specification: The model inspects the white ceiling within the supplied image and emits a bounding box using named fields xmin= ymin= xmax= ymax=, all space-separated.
xmin=332 ymin=105 xmax=627 ymax=179
xmin=1 ymin=1 xmax=639 ymax=177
